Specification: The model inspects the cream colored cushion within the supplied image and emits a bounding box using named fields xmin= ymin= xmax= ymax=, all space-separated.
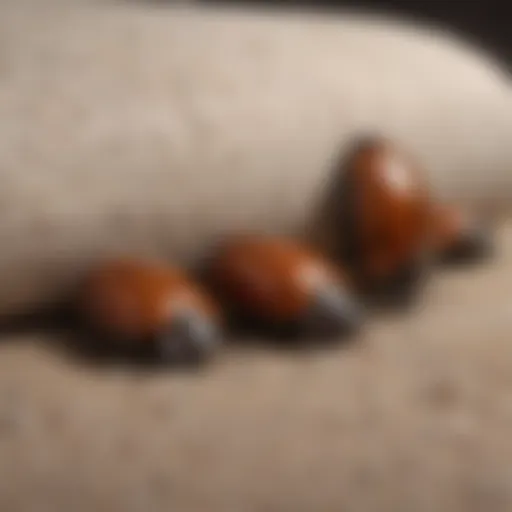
xmin=0 ymin=0 xmax=510 ymax=317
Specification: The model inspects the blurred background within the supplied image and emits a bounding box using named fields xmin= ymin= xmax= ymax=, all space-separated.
xmin=202 ymin=0 xmax=511 ymax=67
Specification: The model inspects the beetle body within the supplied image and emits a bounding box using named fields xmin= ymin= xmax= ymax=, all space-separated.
xmin=79 ymin=258 xmax=221 ymax=365
xmin=334 ymin=137 xmax=432 ymax=304
xmin=207 ymin=235 xmax=362 ymax=339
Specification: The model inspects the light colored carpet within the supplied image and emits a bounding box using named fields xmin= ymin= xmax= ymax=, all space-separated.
xmin=0 ymin=220 xmax=512 ymax=512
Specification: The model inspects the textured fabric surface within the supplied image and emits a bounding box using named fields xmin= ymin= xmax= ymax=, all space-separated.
xmin=0 ymin=0 xmax=511 ymax=317
xmin=0 ymin=219 xmax=512 ymax=512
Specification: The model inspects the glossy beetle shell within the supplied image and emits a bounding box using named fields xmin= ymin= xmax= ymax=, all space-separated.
xmin=207 ymin=235 xmax=362 ymax=338
xmin=335 ymin=136 xmax=432 ymax=301
xmin=79 ymin=258 xmax=221 ymax=363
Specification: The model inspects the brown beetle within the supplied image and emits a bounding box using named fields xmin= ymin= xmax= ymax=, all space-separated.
xmin=333 ymin=136 xmax=433 ymax=304
xmin=432 ymin=203 xmax=493 ymax=264
xmin=78 ymin=258 xmax=222 ymax=365
xmin=205 ymin=235 xmax=363 ymax=339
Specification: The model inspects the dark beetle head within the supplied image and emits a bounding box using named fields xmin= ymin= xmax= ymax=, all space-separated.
xmin=432 ymin=204 xmax=494 ymax=265
xmin=155 ymin=310 xmax=221 ymax=366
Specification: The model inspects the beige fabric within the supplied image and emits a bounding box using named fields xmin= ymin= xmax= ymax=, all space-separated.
xmin=0 ymin=0 xmax=511 ymax=317
xmin=1 ymin=220 xmax=512 ymax=512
